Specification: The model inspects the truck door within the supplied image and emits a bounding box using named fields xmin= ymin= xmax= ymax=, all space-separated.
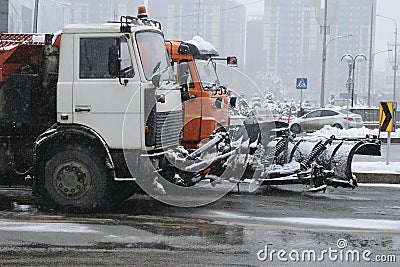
xmin=72 ymin=34 xmax=141 ymax=149
xmin=177 ymin=60 xmax=202 ymax=146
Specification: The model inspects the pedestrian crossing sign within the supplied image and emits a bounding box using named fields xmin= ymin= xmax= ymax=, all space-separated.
xmin=296 ymin=78 xmax=308 ymax=90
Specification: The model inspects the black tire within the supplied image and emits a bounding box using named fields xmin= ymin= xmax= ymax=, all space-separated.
xmin=290 ymin=123 xmax=302 ymax=134
xmin=43 ymin=147 xmax=111 ymax=211
xmin=333 ymin=123 xmax=343 ymax=129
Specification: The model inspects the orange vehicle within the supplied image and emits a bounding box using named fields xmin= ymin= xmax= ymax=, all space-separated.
xmin=166 ymin=37 xmax=237 ymax=149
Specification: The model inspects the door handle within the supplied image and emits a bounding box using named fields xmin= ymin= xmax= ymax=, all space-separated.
xmin=75 ymin=105 xmax=91 ymax=112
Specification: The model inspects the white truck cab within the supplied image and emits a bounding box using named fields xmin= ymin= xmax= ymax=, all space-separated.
xmin=32 ymin=14 xmax=184 ymax=210
xmin=57 ymin=21 xmax=182 ymax=150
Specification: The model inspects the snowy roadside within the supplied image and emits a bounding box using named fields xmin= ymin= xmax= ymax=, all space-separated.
xmin=309 ymin=125 xmax=400 ymax=139
xmin=352 ymin=162 xmax=400 ymax=174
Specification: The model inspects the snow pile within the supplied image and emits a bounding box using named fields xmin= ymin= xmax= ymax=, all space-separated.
xmin=310 ymin=125 xmax=400 ymax=138
xmin=0 ymin=44 xmax=18 ymax=51
xmin=0 ymin=221 xmax=98 ymax=233
xmin=52 ymin=30 xmax=63 ymax=45
xmin=359 ymin=183 xmax=400 ymax=188
xmin=32 ymin=34 xmax=46 ymax=43
xmin=186 ymin=36 xmax=219 ymax=56
xmin=152 ymin=177 xmax=166 ymax=195
xmin=352 ymin=162 xmax=400 ymax=174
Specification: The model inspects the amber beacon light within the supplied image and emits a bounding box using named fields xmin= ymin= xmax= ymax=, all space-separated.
xmin=137 ymin=5 xmax=148 ymax=19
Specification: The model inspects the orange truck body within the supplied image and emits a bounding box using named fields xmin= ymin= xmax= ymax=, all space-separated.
xmin=166 ymin=40 xmax=229 ymax=149
xmin=0 ymin=34 xmax=43 ymax=85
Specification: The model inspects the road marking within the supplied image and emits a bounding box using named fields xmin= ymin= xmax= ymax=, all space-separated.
xmin=1 ymin=215 xmax=400 ymax=234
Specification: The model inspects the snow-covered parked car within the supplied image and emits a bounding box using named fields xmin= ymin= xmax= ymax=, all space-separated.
xmin=289 ymin=108 xmax=364 ymax=134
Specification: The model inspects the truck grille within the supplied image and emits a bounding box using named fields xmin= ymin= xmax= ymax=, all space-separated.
xmin=155 ymin=111 xmax=183 ymax=149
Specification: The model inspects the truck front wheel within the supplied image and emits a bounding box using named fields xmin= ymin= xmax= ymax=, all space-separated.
xmin=43 ymin=147 xmax=111 ymax=211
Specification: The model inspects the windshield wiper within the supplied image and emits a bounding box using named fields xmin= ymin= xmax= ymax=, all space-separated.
xmin=152 ymin=61 xmax=161 ymax=75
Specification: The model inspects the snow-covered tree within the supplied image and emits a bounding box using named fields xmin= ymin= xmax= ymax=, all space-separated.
xmin=251 ymin=93 xmax=262 ymax=110
xmin=328 ymin=95 xmax=335 ymax=106
xmin=255 ymin=72 xmax=285 ymax=99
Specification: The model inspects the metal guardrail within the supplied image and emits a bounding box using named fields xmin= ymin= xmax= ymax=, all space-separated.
xmin=350 ymin=108 xmax=400 ymax=127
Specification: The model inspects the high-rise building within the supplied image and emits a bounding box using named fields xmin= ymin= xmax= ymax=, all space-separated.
xmin=326 ymin=0 xmax=376 ymax=106
xmin=7 ymin=0 xmax=35 ymax=33
xmin=245 ymin=15 xmax=264 ymax=81
xmin=73 ymin=0 xmax=125 ymax=24
xmin=259 ymin=0 xmax=375 ymax=105
xmin=71 ymin=0 xmax=142 ymax=24
xmin=149 ymin=0 xmax=246 ymax=66
xmin=0 ymin=0 xmax=9 ymax=33
xmin=6 ymin=0 xmax=143 ymax=33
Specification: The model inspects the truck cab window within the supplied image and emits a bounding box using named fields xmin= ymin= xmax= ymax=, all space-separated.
xmin=80 ymin=37 xmax=123 ymax=79
xmin=194 ymin=59 xmax=220 ymax=90
xmin=136 ymin=32 xmax=173 ymax=81
xmin=177 ymin=61 xmax=193 ymax=89
xmin=120 ymin=37 xmax=135 ymax=78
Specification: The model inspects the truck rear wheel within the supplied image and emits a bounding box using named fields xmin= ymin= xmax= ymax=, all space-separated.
xmin=43 ymin=147 xmax=111 ymax=211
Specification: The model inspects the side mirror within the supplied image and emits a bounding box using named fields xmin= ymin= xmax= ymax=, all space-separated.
xmin=230 ymin=97 xmax=237 ymax=108
xmin=152 ymin=74 xmax=161 ymax=88
xmin=108 ymin=45 xmax=120 ymax=77
xmin=215 ymin=97 xmax=223 ymax=109
xmin=227 ymin=56 xmax=238 ymax=67
xmin=178 ymin=44 xmax=190 ymax=54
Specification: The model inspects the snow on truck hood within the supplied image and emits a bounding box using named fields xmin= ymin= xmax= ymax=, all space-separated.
xmin=185 ymin=36 xmax=219 ymax=56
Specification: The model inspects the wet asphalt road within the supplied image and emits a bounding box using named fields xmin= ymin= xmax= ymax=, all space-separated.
xmin=0 ymin=183 xmax=399 ymax=266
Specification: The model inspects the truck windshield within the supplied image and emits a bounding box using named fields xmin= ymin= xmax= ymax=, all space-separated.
xmin=195 ymin=59 xmax=220 ymax=90
xmin=136 ymin=31 xmax=173 ymax=81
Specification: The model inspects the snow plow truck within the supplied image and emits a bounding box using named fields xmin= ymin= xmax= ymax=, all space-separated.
xmin=0 ymin=9 xmax=192 ymax=210
xmin=0 ymin=7 xmax=382 ymax=210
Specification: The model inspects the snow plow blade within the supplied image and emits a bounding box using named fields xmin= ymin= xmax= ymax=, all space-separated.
xmin=288 ymin=136 xmax=381 ymax=184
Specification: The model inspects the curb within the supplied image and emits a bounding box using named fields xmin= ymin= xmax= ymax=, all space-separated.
xmin=380 ymin=138 xmax=400 ymax=144
xmin=354 ymin=172 xmax=400 ymax=184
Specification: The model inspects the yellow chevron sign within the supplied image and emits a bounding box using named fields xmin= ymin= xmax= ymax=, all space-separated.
xmin=379 ymin=102 xmax=395 ymax=132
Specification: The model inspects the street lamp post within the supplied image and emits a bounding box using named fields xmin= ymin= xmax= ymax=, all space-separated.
xmin=33 ymin=0 xmax=39 ymax=33
xmin=320 ymin=0 xmax=328 ymax=108
xmin=377 ymin=14 xmax=398 ymax=165
xmin=377 ymin=14 xmax=398 ymax=104
xmin=321 ymin=33 xmax=352 ymax=107
xmin=341 ymin=54 xmax=367 ymax=128
xmin=367 ymin=49 xmax=392 ymax=107
xmin=367 ymin=0 xmax=375 ymax=107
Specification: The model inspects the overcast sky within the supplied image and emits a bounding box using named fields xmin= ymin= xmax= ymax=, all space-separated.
xmin=375 ymin=0 xmax=400 ymax=71
xmin=239 ymin=0 xmax=400 ymax=71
